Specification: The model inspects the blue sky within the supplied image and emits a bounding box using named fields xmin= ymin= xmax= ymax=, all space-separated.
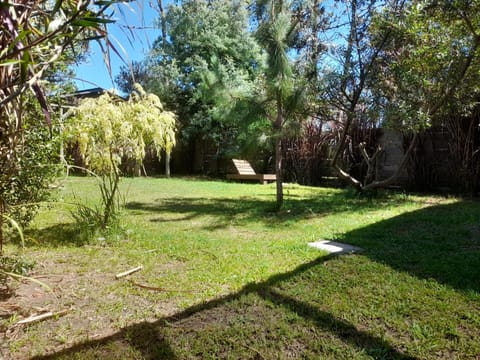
xmin=74 ymin=1 xmax=171 ymax=91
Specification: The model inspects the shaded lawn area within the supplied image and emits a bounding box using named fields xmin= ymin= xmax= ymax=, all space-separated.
xmin=1 ymin=177 xmax=479 ymax=359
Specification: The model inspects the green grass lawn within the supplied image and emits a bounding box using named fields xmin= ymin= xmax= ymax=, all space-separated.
xmin=1 ymin=176 xmax=479 ymax=359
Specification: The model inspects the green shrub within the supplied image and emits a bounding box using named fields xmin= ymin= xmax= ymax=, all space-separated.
xmin=0 ymin=100 xmax=61 ymax=251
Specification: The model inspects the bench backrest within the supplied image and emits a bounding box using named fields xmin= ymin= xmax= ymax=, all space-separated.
xmin=232 ymin=159 xmax=256 ymax=175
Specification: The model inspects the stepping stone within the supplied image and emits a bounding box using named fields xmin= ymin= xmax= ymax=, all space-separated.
xmin=308 ymin=240 xmax=363 ymax=254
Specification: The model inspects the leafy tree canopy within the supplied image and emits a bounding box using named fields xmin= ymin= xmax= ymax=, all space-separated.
xmin=116 ymin=0 xmax=264 ymax=156
xmin=376 ymin=0 xmax=480 ymax=130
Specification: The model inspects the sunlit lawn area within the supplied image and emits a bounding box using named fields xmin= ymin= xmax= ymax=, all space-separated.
xmin=1 ymin=176 xmax=479 ymax=359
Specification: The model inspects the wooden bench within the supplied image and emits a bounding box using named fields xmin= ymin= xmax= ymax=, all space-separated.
xmin=226 ymin=159 xmax=276 ymax=184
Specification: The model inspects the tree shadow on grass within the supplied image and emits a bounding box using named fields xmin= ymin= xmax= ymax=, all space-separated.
xmin=28 ymin=200 xmax=480 ymax=358
xmin=31 ymin=321 xmax=177 ymax=359
xmin=24 ymin=223 xmax=93 ymax=248
xmin=129 ymin=194 xmax=480 ymax=294
xmin=33 ymin=255 xmax=416 ymax=360
xmin=126 ymin=189 xmax=409 ymax=230
xmin=335 ymin=200 xmax=480 ymax=293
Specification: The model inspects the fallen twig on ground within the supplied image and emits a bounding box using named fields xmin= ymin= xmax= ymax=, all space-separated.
xmin=15 ymin=309 xmax=70 ymax=325
xmin=115 ymin=266 xmax=143 ymax=279
xmin=1 ymin=270 xmax=53 ymax=292
xmin=128 ymin=280 xmax=196 ymax=293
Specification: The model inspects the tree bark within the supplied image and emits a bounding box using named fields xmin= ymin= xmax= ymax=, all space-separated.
xmin=275 ymin=135 xmax=283 ymax=210
xmin=102 ymin=171 xmax=120 ymax=229
xmin=363 ymin=133 xmax=418 ymax=191
xmin=330 ymin=0 xmax=398 ymax=191
xmin=274 ymin=97 xmax=284 ymax=210
xmin=158 ymin=0 xmax=167 ymax=48
xmin=165 ymin=151 xmax=171 ymax=178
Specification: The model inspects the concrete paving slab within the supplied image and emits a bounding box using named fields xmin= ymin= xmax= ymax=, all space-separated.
xmin=308 ymin=240 xmax=363 ymax=254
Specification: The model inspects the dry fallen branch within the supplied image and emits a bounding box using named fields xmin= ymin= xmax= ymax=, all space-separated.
xmin=128 ymin=280 xmax=197 ymax=293
xmin=15 ymin=309 xmax=70 ymax=325
xmin=115 ymin=266 xmax=143 ymax=279
xmin=1 ymin=270 xmax=53 ymax=293
xmin=29 ymin=274 xmax=68 ymax=278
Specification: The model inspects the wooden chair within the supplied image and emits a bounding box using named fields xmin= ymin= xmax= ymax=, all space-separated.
xmin=226 ymin=159 xmax=276 ymax=184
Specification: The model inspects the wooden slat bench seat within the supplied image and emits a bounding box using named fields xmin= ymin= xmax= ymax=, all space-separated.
xmin=226 ymin=159 xmax=276 ymax=184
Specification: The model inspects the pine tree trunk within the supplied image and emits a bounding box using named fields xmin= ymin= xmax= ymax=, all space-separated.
xmin=275 ymin=135 xmax=283 ymax=210
xmin=274 ymin=99 xmax=284 ymax=210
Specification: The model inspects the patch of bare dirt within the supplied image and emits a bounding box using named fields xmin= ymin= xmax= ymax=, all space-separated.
xmin=0 ymin=254 xmax=182 ymax=359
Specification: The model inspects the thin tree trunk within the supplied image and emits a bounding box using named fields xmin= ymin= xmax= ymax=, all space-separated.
xmin=165 ymin=151 xmax=171 ymax=178
xmin=363 ymin=133 xmax=418 ymax=190
xmin=330 ymin=0 xmax=397 ymax=191
xmin=102 ymin=150 xmax=120 ymax=228
xmin=309 ymin=0 xmax=320 ymax=80
xmin=275 ymin=135 xmax=283 ymax=209
xmin=158 ymin=0 xmax=167 ymax=48
xmin=331 ymin=0 xmax=356 ymax=170
xmin=102 ymin=171 xmax=120 ymax=229
xmin=274 ymin=98 xmax=284 ymax=210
